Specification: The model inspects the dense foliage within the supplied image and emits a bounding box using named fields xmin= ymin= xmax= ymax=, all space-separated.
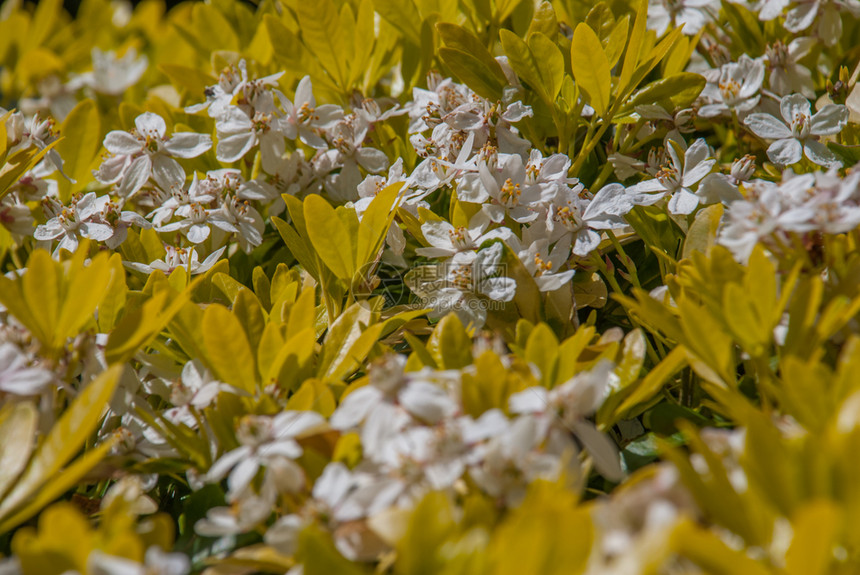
xmin=0 ymin=0 xmax=860 ymax=572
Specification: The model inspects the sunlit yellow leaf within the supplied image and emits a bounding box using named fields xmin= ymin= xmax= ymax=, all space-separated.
xmin=571 ymin=23 xmax=611 ymax=116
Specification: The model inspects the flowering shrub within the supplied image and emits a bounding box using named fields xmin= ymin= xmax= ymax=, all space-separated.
xmin=0 ymin=0 xmax=859 ymax=572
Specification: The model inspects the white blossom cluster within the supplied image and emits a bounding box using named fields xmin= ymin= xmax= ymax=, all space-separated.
xmin=6 ymin=27 xmax=856 ymax=329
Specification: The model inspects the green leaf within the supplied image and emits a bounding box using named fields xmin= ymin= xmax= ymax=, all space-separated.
xmin=0 ymin=402 xmax=38 ymax=501
xmin=97 ymin=254 xmax=128 ymax=333
xmin=489 ymin=481 xmax=592 ymax=575
xmin=672 ymin=519 xmax=772 ymax=575
xmin=527 ymin=1 xmax=558 ymax=42
xmin=55 ymin=252 xmax=112 ymax=348
xmin=373 ymin=0 xmax=422 ymax=44
xmin=603 ymin=15 xmax=629 ymax=68
xmin=427 ymin=313 xmax=472 ymax=369
xmin=304 ymin=194 xmax=356 ymax=282
xmin=0 ymin=365 xmax=123 ymax=533
xmin=721 ymin=0 xmax=765 ymax=57
xmin=22 ymin=249 xmax=60 ymax=347
xmin=105 ymin=278 xmax=196 ymax=365
xmin=437 ymin=23 xmax=508 ymax=89
xmin=571 ymin=23 xmax=611 ymax=116
xmin=348 ymin=0 xmax=376 ymax=87
xmin=439 ymin=47 xmax=506 ymax=101
xmin=56 ymin=99 xmax=100 ymax=200
xmin=355 ymin=183 xmax=401 ymax=271
xmin=233 ymin=288 xmax=267 ymax=352
xmin=194 ymin=3 xmax=239 ymax=52
xmin=682 ymin=202 xmax=723 ymax=259
xmin=618 ymin=0 xmax=647 ymax=95
xmin=527 ymin=32 xmax=564 ymax=103
xmin=203 ymin=304 xmax=258 ymax=393
xmin=318 ymin=303 xmax=372 ymax=376
xmin=616 ymin=346 xmax=687 ymax=415
xmin=786 ymin=502 xmax=840 ymax=575
xmin=500 ymin=29 xmax=547 ymax=103
xmin=625 ymin=72 xmax=706 ymax=114
xmin=395 ymin=491 xmax=456 ymax=575
xmin=159 ymin=64 xmax=217 ymax=98
xmin=297 ymin=525 xmax=368 ymax=575
xmin=525 ymin=323 xmax=559 ymax=387
xmin=296 ymin=0 xmax=349 ymax=89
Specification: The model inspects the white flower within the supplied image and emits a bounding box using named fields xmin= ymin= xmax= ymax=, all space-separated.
xmin=515 ymin=238 xmax=575 ymax=292
xmin=99 ymin=112 xmax=212 ymax=197
xmin=330 ymin=355 xmax=458 ymax=458
xmin=744 ymin=93 xmax=848 ymax=167
xmin=765 ymin=39 xmax=816 ymax=98
xmin=185 ymin=60 xmax=246 ymax=118
xmin=100 ymin=200 xmax=152 ymax=250
xmin=698 ymin=55 xmax=765 ymax=118
xmin=215 ymin=105 xmax=287 ymax=173
xmin=34 ymin=192 xmax=114 ymax=255
xmin=697 ymin=155 xmax=753 ymax=206
xmin=415 ymin=218 xmax=511 ymax=259
xmin=717 ymin=179 xmax=788 ymax=262
xmin=509 ymin=360 xmax=624 ymax=482
xmin=411 ymin=243 xmax=517 ymax=329
xmin=19 ymin=75 xmax=78 ymax=122
xmin=72 ymin=47 xmax=147 ymax=96
xmin=206 ymin=411 xmax=327 ymax=501
xmin=163 ymin=360 xmax=242 ymax=427
xmin=0 ymin=196 xmax=35 ymax=238
xmin=3 ymin=111 xmax=73 ymax=181
xmin=547 ymin=183 xmax=633 ymax=256
xmin=156 ymin=202 xmax=212 ymax=244
xmin=124 ymin=245 xmax=226 ymax=276
xmin=194 ymin=494 xmax=273 ymax=537
xmin=759 ymin=0 xmax=860 ymax=46
xmin=627 ymin=138 xmax=716 ymax=215
xmin=186 ymin=59 xmax=284 ymax=120
xmin=476 ymin=153 xmax=542 ymax=223
xmin=208 ymin=195 xmax=265 ymax=252
xmin=146 ymin=173 xmax=216 ymax=228
xmin=0 ymin=343 xmax=54 ymax=395
xmin=278 ymin=76 xmax=344 ymax=148
xmin=407 ymin=131 xmax=477 ymax=200
xmin=468 ymin=413 xmax=571 ymax=505
xmin=88 ymin=547 xmax=189 ymax=575
xmin=323 ymin=114 xmax=390 ymax=201
xmin=647 ymin=0 xmax=716 ymax=36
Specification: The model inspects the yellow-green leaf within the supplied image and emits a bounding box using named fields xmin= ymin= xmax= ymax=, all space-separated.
xmin=295 ymin=0 xmax=349 ymax=89
xmin=571 ymin=23 xmax=611 ymax=116
xmin=527 ymin=32 xmax=564 ymax=103
xmin=203 ymin=304 xmax=258 ymax=393
xmin=304 ymin=194 xmax=356 ymax=281
xmin=56 ymin=100 xmax=100 ymax=200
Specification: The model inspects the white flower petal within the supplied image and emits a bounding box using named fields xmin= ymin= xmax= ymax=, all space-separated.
xmin=744 ymin=113 xmax=792 ymax=139
xmin=117 ymin=154 xmax=152 ymax=197
xmin=165 ymin=132 xmax=213 ymax=158
xmin=779 ymin=93 xmax=811 ymax=123
xmin=186 ymin=223 xmax=211 ymax=244
xmin=667 ymin=189 xmax=700 ymax=215
xmin=134 ymin=112 xmax=167 ymax=138
xmin=803 ymin=140 xmax=841 ymax=168
xmin=151 ymin=155 xmax=185 ymax=189
xmin=810 ymin=104 xmax=849 ymax=136
xmin=104 ymin=131 xmax=142 ymax=155
xmin=767 ymin=138 xmax=803 ymax=165
xmin=217 ymin=132 xmax=256 ymax=163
